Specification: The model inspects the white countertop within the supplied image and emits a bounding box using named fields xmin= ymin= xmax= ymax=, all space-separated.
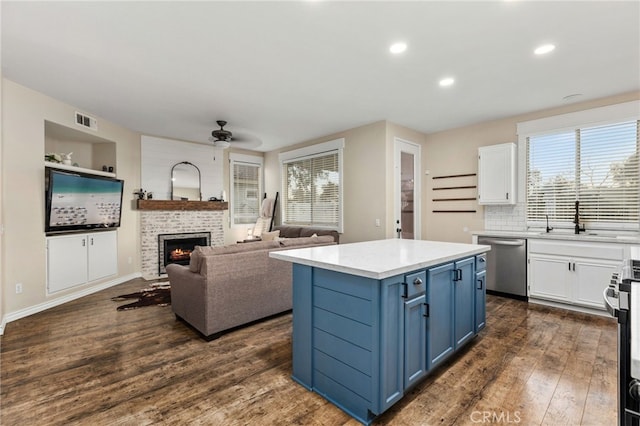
xmin=472 ymin=229 xmax=640 ymax=244
xmin=269 ymin=238 xmax=490 ymax=280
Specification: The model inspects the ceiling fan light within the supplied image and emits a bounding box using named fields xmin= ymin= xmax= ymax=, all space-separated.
xmin=212 ymin=139 xmax=231 ymax=149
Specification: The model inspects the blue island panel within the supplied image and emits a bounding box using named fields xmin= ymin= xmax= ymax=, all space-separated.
xmin=295 ymin=267 xmax=381 ymax=422
xmin=290 ymin=249 xmax=486 ymax=426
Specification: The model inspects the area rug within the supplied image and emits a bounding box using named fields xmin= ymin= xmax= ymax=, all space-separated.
xmin=112 ymin=282 xmax=171 ymax=311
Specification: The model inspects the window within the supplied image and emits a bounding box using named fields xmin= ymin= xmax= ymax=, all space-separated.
xmin=280 ymin=139 xmax=344 ymax=230
xmin=527 ymin=120 xmax=640 ymax=229
xmin=230 ymin=154 xmax=263 ymax=226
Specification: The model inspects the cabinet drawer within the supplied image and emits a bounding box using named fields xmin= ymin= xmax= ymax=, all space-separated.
xmin=476 ymin=254 xmax=487 ymax=272
xmin=405 ymin=271 xmax=426 ymax=298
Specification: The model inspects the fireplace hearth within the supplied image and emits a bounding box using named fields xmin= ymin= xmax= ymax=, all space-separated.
xmin=158 ymin=232 xmax=211 ymax=275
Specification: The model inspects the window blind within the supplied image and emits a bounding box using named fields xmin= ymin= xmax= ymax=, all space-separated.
xmin=527 ymin=120 xmax=639 ymax=228
xmin=282 ymin=151 xmax=340 ymax=228
xmin=232 ymin=162 xmax=261 ymax=225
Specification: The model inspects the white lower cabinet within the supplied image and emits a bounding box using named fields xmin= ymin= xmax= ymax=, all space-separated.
xmin=528 ymin=254 xmax=572 ymax=302
xmin=528 ymin=239 xmax=625 ymax=310
xmin=573 ymin=258 xmax=621 ymax=309
xmin=47 ymin=231 xmax=118 ymax=293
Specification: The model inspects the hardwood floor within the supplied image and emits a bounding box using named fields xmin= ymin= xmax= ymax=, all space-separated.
xmin=1 ymin=278 xmax=617 ymax=425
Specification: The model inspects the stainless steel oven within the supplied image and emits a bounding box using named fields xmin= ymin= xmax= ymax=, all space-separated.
xmin=604 ymin=258 xmax=640 ymax=426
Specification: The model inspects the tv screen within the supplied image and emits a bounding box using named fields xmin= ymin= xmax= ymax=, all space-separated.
xmin=45 ymin=167 xmax=124 ymax=234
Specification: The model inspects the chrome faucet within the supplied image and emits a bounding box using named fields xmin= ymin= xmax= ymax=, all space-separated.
xmin=546 ymin=215 xmax=553 ymax=233
xmin=574 ymin=201 xmax=586 ymax=234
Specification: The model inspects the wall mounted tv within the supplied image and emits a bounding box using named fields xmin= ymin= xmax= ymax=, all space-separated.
xmin=45 ymin=167 xmax=124 ymax=234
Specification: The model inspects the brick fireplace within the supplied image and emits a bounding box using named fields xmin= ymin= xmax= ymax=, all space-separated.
xmin=138 ymin=200 xmax=227 ymax=279
xmin=158 ymin=231 xmax=210 ymax=275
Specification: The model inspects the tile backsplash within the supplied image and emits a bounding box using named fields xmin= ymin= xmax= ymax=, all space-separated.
xmin=484 ymin=202 xmax=526 ymax=231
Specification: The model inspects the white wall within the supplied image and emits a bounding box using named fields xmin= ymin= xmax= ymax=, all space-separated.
xmin=141 ymin=135 xmax=223 ymax=201
xmin=264 ymin=120 xmax=428 ymax=244
xmin=423 ymin=91 xmax=640 ymax=243
xmin=1 ymin=79 xmax=141 ymax=329
xmin=0 ymin=1 xmax=4 ymax=333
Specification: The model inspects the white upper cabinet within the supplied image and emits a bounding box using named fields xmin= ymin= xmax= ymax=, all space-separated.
xmin=478 ymin=143 xmax=516 ymax=205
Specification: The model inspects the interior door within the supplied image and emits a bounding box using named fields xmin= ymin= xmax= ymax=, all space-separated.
xmin=394 ymin=138 xmax=421 ymax=239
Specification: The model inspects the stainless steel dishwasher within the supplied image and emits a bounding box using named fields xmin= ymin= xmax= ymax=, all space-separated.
xmin=477 ymin=236 xmax=527 ymax=300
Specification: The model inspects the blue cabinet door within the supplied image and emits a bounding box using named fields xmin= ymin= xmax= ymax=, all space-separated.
xmin=404 ymin=294 xmax=427 ymax=389
xmin=426 ymin=262 xmax=455 ymax=369
xmin=454 ymin=257 xmax=475 ymax=348
xmin=475 ymin=270 xmax=486 ymax=332
xmin=379 ymin=277 xmax=404 ymax=413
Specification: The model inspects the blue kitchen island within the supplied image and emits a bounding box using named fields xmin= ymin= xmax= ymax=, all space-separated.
xmin=270 ymin=239 xmax=490 ymax=425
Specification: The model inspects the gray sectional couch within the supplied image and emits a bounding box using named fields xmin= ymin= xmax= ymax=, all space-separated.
xmin=166 ymin=235 xmax=336 ymax=340
xmin=273 ymin=225 xmax=340 ymax=243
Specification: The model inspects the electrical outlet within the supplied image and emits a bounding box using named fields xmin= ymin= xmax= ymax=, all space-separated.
xmin=15 ymin=283 xmax=23 ymax=294
xmin=375 ymin=219 xmax=381 ymax=227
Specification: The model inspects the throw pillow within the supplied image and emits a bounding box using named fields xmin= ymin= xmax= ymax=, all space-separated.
xmin=262 ymin=230 xmax=280 ymax=241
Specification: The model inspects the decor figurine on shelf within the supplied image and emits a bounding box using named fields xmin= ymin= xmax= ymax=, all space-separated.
xmin=134 ymin=189 xmax=146 ymax=200
xmin=61 ymin=152 xmax=73 ymax=165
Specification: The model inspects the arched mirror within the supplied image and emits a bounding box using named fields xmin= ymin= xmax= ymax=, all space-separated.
xmin=171 ymin=161 xmax=202 ymax=201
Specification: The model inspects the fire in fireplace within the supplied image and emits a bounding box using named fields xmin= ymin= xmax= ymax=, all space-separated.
xmin=158 ymin=232 xmax=211 ymax=275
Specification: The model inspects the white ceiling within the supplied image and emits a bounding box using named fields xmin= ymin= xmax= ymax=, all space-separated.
xmin=2 ymin=1 xmax=639 ymax=152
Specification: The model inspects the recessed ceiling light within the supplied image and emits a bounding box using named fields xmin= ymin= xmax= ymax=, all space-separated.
xmin=390 ymin=42 xmax=407 ymax=54
xmin=534 ymin=44 xmax=556 ymax=55
xmin=439 ymin=77 xmax=455 ymax=87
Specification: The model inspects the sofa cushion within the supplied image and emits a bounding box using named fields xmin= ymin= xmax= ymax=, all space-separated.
xmin=273 ymin=225 xmax=302 ymax=239
xmin=188 ymin=241 xmax=280 ymax=273
xmin=299 ymin=228 xmax=339 ymax=242
xmin=261 ymin=230 xmax=280 ymax=241
xmin=279 ymin=235 xmax=335 ymax=247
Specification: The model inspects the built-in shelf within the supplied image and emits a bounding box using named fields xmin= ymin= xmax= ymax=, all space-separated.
xmin=135 ymin=199 xmax=228 ymax=211
xmin=44 ymin=161 xmax=116 ymax=178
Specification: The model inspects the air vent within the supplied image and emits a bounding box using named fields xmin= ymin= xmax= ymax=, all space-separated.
xmin=75 ymin=112 xmax=98 ymax=131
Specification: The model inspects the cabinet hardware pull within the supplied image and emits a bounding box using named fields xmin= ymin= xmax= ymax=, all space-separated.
xmin=568 ymin=262 xmax=571 ymax=271
xmin=458 ymin=269 xmax=462 ymax=281
xmin=477 ymin=279 xmax=483 ymax=290
xmin=506 ymin=192 xmax=509 ymax=200
xmin=573 ymin=262 xmax=576 ymax=271
xmin=82 ymin=239 xmax=86 ymax=247
xmin=413 ymin=277 xmax=423 ymax=286
xmin=401 ymin=283 xmax=408 ymax=299
xmin=423 ymin=303 xmax=429 ymax=318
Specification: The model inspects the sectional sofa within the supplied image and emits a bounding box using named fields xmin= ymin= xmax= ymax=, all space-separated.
xmin=166 ymin=235 xmax=336 ymax=340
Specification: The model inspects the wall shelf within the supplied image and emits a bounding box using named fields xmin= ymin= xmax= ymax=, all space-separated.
xmin=432 ymin=198 xmax=476 ymax=202
xmin=432 ymin=173 xmax=477 ymax=180
xmin=45 ymin=161 xmax=116 ymax=178
xmin=135 ymin=199 xmax=228 ymax=211
xmin=433 ymin=185 xmax=477 ymax=191
xmin=432 ymin=210 xmax=477 ymax=213
xmin=431 ymin=172 xmax=478 ymax=213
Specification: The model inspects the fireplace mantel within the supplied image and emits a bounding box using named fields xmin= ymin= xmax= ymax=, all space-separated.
xmin=136 ymin=200 xmax=228 ymax=211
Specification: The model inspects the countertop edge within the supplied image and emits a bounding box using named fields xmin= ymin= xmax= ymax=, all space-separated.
xmin=269 ymin=244 xmax=490 ymax=280
xmin=472 ymin=230 xmax=640 ymax=244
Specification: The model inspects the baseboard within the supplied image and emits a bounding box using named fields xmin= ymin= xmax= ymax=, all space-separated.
xmin=527 ymin=297 xmax=609 ymax=318
xmin=0 ymin=272 xmax=141 ymax=335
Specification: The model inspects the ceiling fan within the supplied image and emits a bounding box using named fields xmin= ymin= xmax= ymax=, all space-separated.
xmin=209 ymin=120 xmax=261 ymax=149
